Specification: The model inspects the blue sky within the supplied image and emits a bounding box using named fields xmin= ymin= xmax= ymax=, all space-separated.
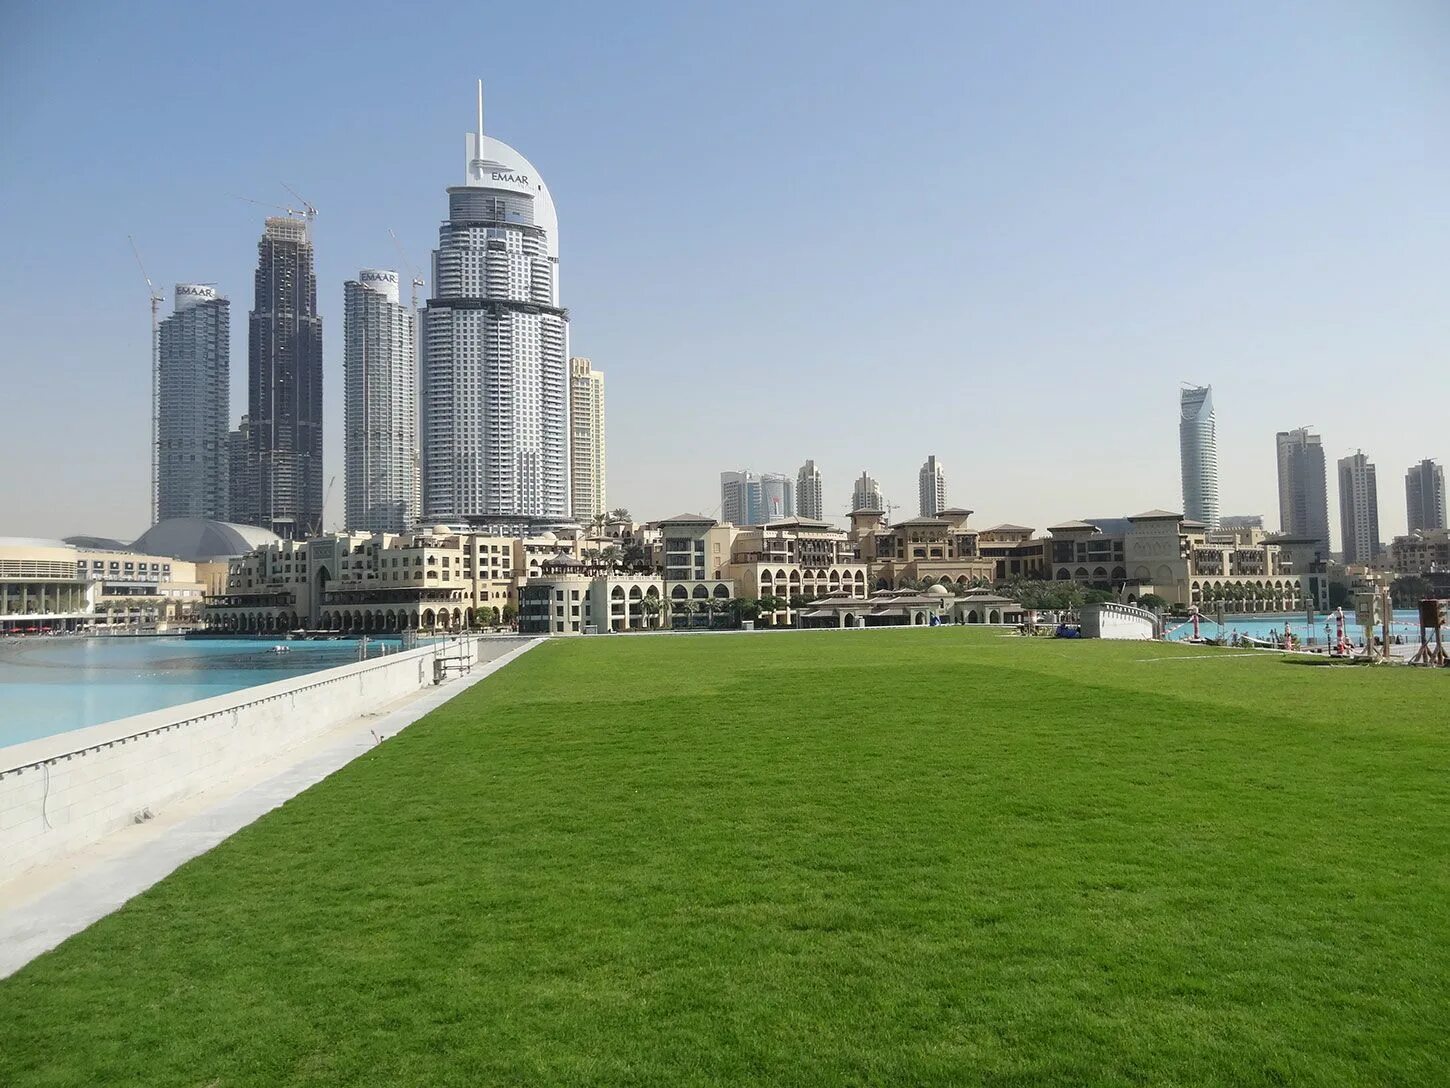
xmin=2 ymin=0 xmax=1446 ymax=544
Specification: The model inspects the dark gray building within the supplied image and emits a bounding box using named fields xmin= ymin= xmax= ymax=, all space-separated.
xmin=157 ymin=284 xmax=229 ymax=520
xmin=1406 ymin=459 xmax=1446 ymax=532
xmin=227 ymin=416 xmax=252 ymax=524
xmin=235 ymin=216 xmax=323 ymax=539
xmin=1276 ymin=428 xmax=1330 ymax=554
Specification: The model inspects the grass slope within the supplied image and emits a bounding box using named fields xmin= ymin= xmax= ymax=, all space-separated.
xmin=2 ymin=631 xmax=1448 ymax=1086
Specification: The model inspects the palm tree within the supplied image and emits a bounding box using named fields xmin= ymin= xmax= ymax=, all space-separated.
xmin=639 ymin=596 xmax=662 ymax=629
xmin=599 ymin=545 xmax=623 ymax=572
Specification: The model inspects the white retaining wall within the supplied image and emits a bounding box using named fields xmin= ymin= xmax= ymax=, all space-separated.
xmin=0 ymin=636 xmax=530 ymax=878
xmin=1081 ymin=603 xmax=1159 ymax=640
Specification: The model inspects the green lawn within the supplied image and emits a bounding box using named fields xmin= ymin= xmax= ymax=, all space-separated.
xmin=3 ymin=630 xmax=1448 ymax=1086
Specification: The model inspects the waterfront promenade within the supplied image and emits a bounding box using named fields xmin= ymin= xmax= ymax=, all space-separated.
xmin=0 ymin=636 xmax=538 ymax=977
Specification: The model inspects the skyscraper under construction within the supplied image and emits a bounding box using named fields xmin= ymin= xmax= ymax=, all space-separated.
xmin=233 ymin=216 xmax=323 ymax=539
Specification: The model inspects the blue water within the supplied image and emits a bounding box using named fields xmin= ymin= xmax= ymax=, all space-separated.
xmin=1164 ymin=610 xmax=1422 ymax=644
xmin=0 ymin=637 xmax=400 ymax=749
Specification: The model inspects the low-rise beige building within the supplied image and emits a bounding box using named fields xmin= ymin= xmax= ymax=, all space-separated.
xmin=850 ymin=509 xmax=996 ymax=589
xmin=519 ymin=554 xmax=664 ymax=634
xmin=206 ymin=528 xmax=583 ymax=634
xmin=1390 ymin=529 xmax=1450 ymax=575
xmin=1048 ymin=510 xmax=1323 ymax=612
xmin=723 ymin=516 xmax=868 ymax=626
xmin=0 ymin=537 xmax=206 ymax=633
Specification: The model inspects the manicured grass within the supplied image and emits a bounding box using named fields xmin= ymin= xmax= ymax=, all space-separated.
xmin=2 ymin=631 xmax=1448 ymax=1086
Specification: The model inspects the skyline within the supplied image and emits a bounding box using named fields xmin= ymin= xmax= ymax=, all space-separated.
xmin=3 ymin=1 xmax=1448 ymax=544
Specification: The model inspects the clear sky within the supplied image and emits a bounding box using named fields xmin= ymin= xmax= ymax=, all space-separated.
xmin=2 ymin=0 xmax=1446 ymax=545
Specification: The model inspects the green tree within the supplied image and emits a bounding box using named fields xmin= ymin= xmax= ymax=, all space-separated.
xmin=1391 ymin=575 xmax=1431 ymax=609
xmin=728 ymin=597 xmax=762 ymax=626
xmin=501 ymin=602 xmax=518 ymax=626
xmin=1137 ymin=593 xmax=1169 ymax=612
xmin=1083 ymin=589 xmax=1116 ymax=605
xmin=622 ymin=543 xmax=652 ymax=573
xmin=639 ymin=596 xmax=662 ymax=628
xmin=756 ymin=595 xmax=787 ymax=625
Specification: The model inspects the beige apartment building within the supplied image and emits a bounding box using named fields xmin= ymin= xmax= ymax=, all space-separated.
xmin=1047 ymin=510 xmax=1321 ymax=612
xmin=518 ymin=554 xmax=663 ymax=634
xmin=721 ymin=516 xmax=868 ymax=626
xmin=206 ymin=528 xmax=582 ymax=634
xmin=1389 ymin=529 xmax=1450 ymax=575
xmin=850 ymin=508 xmax=996 ymax=589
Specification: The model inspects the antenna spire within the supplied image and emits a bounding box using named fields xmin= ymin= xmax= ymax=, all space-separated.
xmin=477 ymin=79 xmax=484 ymax=140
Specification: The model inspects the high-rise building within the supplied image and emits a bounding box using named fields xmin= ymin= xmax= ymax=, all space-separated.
xmin=157 ymin=284 xmax=230 ymax=521
xmin=344 ymin=270 xmax=418 ymax=533
xmin=852 ymin=471 xmax=884 ymax=513
xmin=569 ymin=357 xmax=606 ymax=524
xmin=719 ymin=470 xmax=793 ymax=526
xmin=1276 ymin=428 xmax=1330 ymax=552
xmin=720 ymin=471 xmax=754 ymax=527
xmin=796 ymin=460 xmax=823 ymax=520
xmin=1337 ymin=451 xmax=1381 ymax=566
xmin=227 ymin=416 xmax=252 ymax=524
xmin=760 ymin=473 xmax=794 ymax=523
xmin=1179 ymin=385 xmax=1219 ymax=529
xmin=421 ymin=84 xmax=570 ymax=531
xmin=918 ymin=455 xmax=946 ymax=516
xmin=1406 ymin=459 xmax=1446 ymax=532
xmin=236 ymin=216 xmax=323 ymax=539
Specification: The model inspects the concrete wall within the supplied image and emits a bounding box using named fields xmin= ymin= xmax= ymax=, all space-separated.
xmin=0 ymin=636 xmax=531 ymax=878
xmin=1081 ymin=603 xmax=1158 ymax=640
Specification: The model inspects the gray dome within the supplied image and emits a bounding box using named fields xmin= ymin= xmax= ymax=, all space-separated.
xmin=63 ymin=535 xmax=129 ymax=551
xmin=131 ymin=518 xmax=281 ymax=562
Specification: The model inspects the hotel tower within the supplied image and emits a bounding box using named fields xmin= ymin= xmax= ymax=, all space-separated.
xmin=421 ymin=83 xmax=570 ymax=531
xmin=344 ymin=270 xmax=418 ymax=532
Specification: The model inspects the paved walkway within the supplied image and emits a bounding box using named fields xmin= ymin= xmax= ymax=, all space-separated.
xmin=0 ymin=638 xmax=540 ymax=979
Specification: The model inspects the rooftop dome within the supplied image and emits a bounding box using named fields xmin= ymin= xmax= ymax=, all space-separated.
xmin=926 ymin=583 xmax=951 ymax=596
xmin=131 ymin=518 xmax=282 ymax=562
xmin=63 ymin=535 xmax=129 ymax=551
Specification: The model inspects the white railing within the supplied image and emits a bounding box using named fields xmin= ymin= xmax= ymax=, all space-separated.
xmin=0 ymin=636 xmax=530 ymax=877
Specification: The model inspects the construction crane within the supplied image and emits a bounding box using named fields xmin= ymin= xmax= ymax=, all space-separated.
xmin=389 ymin=228 xmax=426 ymax=309
xmin=128 ymin=235 xmax=163 ymax=526
xmin=318 ymin=475 xmax=337 ymax=536
xmin=280 ymin=182 xmax=318 ymax=223
xmin=232 ymin=193 xmax=310 ymax=219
